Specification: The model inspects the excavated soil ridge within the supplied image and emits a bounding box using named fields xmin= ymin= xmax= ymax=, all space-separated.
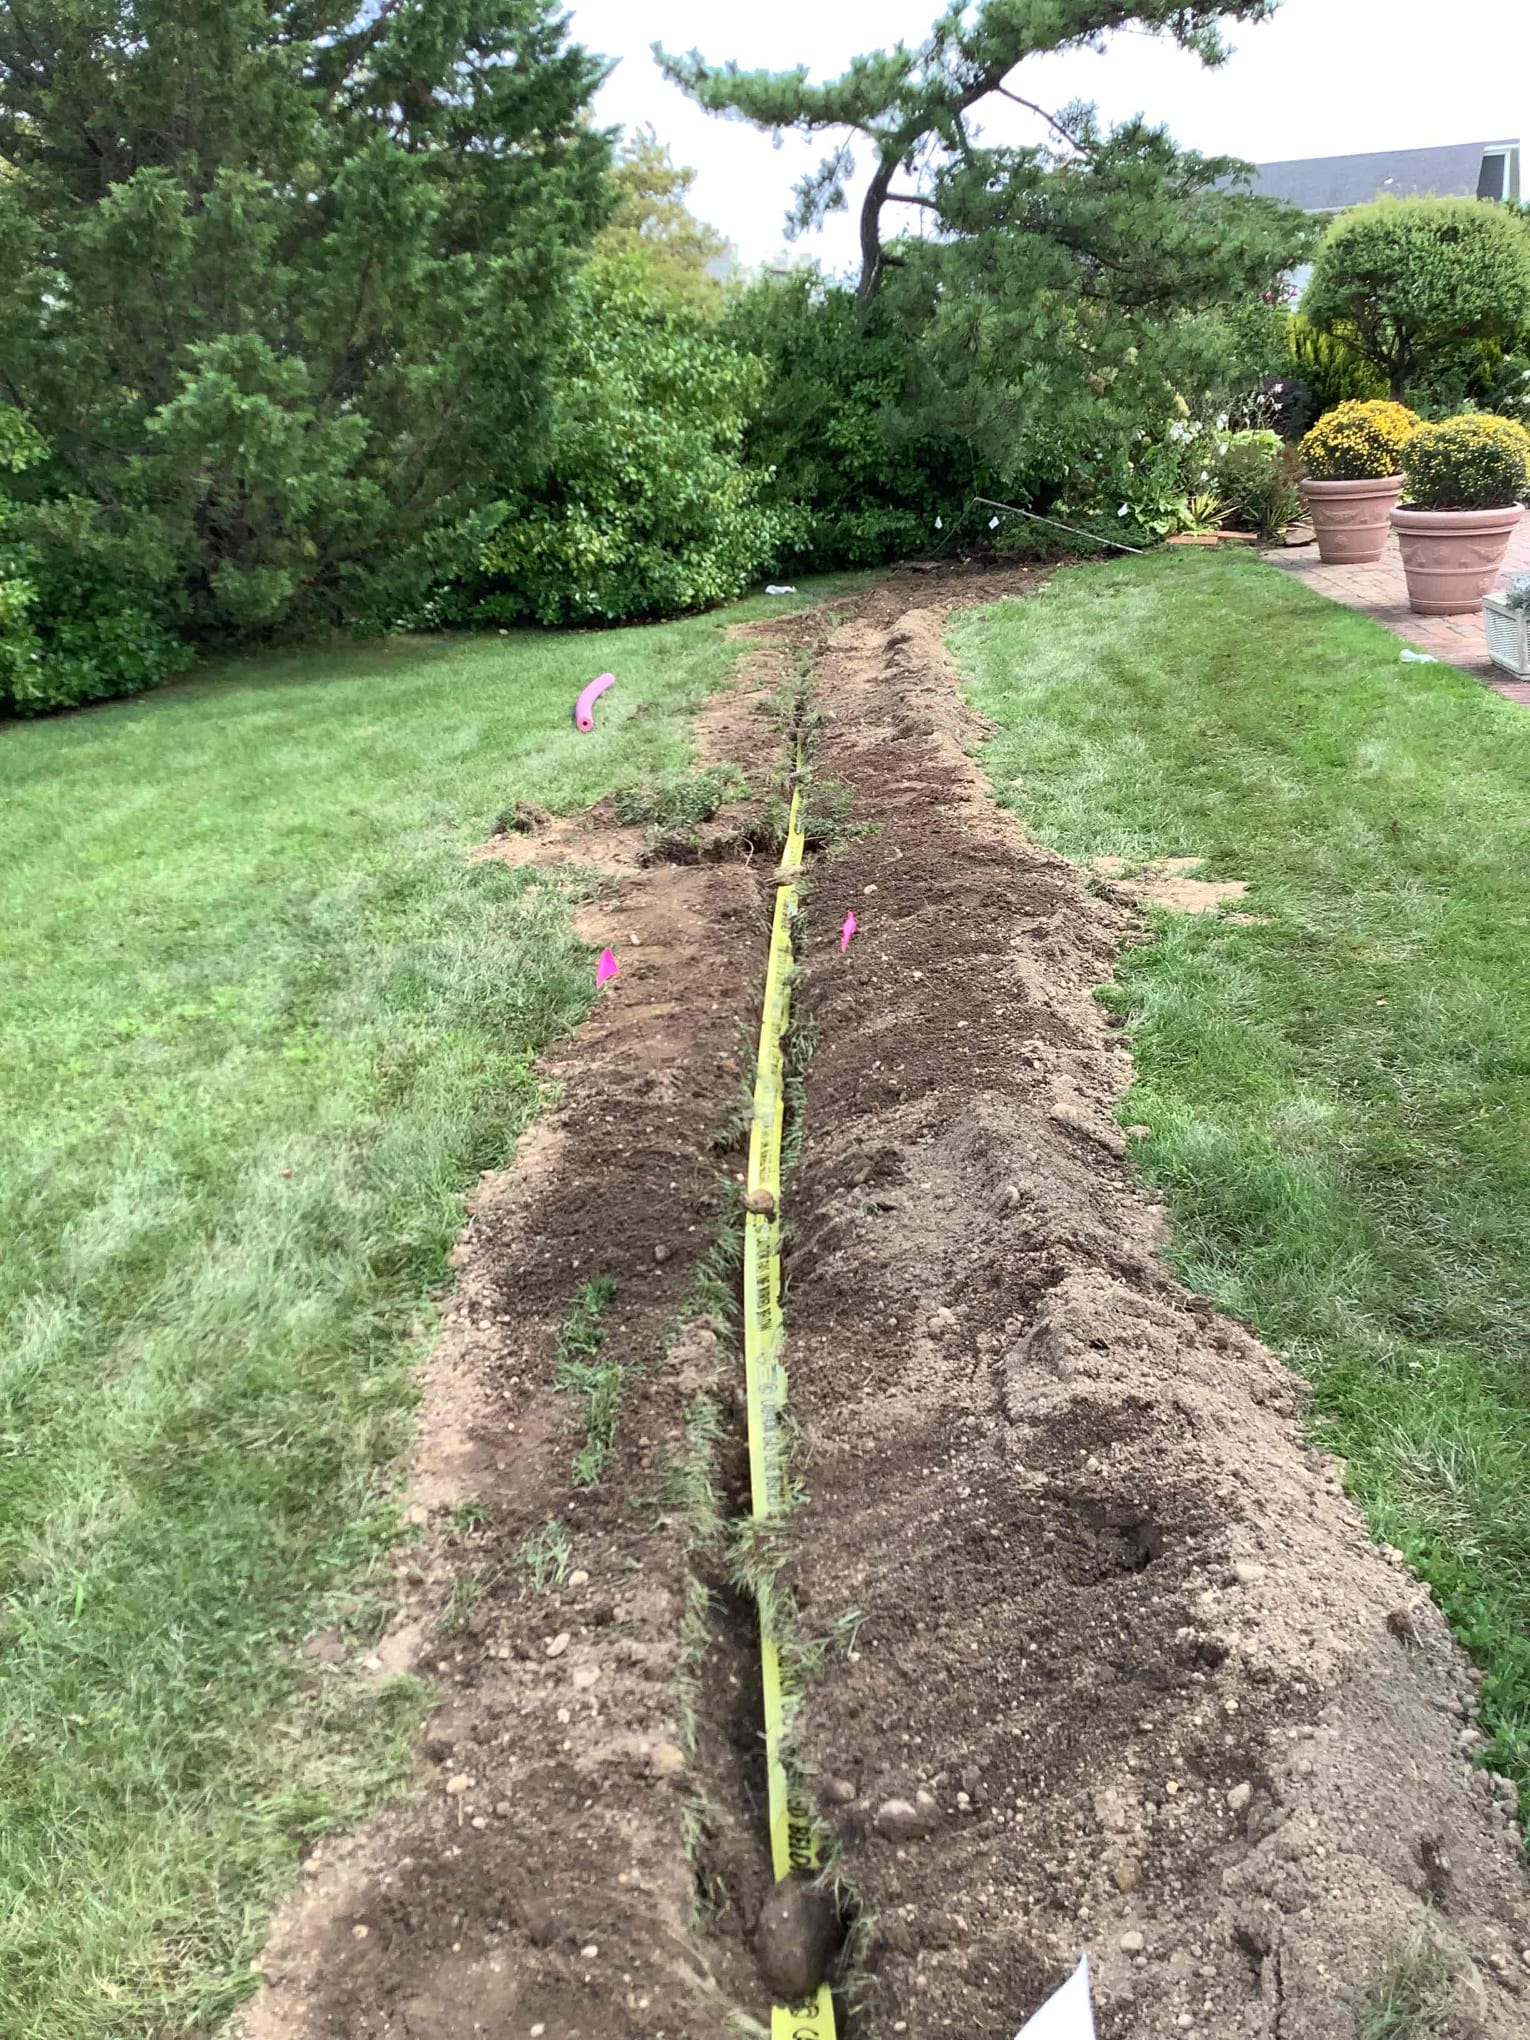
xmin=782 ymin=603 xmax=1530 ymax=2037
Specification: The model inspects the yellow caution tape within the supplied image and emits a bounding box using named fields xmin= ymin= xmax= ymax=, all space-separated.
xmin=743 ymin=755 xmax=837 ymax=2040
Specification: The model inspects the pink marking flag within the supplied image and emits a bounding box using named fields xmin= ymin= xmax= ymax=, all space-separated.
xmin=596 ymin=947 xmax=619 ymax=987
xmin=839 ymin=911 xmax=857 ymax=953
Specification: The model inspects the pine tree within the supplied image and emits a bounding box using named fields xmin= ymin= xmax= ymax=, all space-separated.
xmin=659 ymin=0 xmax=1285 ymax=301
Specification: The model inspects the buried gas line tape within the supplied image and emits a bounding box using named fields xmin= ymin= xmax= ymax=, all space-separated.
xmin=741 ymin=744 xmax=837 ymax=2040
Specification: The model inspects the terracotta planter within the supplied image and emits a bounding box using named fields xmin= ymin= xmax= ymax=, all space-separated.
xmin=1298 ymin=474 xmax=1404 ymax=565
xmin=1389 ymin=504 xmax=1525 ymax=616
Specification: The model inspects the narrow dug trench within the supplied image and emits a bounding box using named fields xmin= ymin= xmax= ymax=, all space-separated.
xmin=238 ymin=568 xmax=1529 ymax=2040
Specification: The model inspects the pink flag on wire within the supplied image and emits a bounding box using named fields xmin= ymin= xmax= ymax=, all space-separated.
xmin=596 ymin=947 xmax=619 ymax=987
xmin=840 ymin=912 xmax=857 ymax=953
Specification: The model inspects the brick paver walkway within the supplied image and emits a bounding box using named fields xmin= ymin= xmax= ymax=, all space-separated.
xmin=1265 ymin=513 xmax=1530 ymax=708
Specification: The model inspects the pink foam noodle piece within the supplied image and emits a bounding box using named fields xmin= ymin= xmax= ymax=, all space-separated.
xmin=573 ymin=672 xmax=616 ymax=732
xmin=596 ymin=947 xmax=619 ymax=987
xmin=840 ymin=911 xmax=857 ymax=953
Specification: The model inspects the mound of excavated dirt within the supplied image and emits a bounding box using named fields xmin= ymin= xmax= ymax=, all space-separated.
xmin=237 ymin=567 xmax=1528 ymax=2040
xmin=782 ymin=602 xmax=1530 ymax=2036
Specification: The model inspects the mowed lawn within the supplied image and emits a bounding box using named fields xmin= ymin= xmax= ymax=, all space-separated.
xmin=0 ymin=591 xmax=811 ymax=2036
xmin=955 ymin=549 xmax=1530 ymax=1803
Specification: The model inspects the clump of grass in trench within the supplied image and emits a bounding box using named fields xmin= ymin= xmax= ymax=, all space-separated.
xmin=553 ymin=1275 xmax=623 ymax=1487
xmin=612 ymin=762 xmax=750 ymax=828
xmin=1356 ymin=1935 xmax=1454 ymax=2039
xmin=0 ymin=579 xmax=852 ymax=2039
xmin=518 ymin=1519 xmax=574 ymax=1593
xmin=954 ymin=548 xmax=1530 ymax=1806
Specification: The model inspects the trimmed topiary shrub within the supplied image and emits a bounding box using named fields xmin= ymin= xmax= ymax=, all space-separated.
xmin=1299 ymin=400 xmax=1420 ymax=481
xmin=1402 ymin=414 xmax=1530 ymax=512
xmin=1304 ymin=198 xmax=1530 ymax=401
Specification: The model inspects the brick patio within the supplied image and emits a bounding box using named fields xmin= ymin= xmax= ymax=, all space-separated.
xmin=1264 ymin=513 xmax=1530 ymax=708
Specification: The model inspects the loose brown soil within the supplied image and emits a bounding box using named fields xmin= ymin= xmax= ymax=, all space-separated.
xmin=241 ymin=569 xmax=1529 ymax=2040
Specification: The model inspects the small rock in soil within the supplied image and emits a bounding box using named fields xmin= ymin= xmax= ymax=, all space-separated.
xmin=1231 ymin=1561 xmax=1265 ymax=1586
xmin=1226 ymin=1782 xmax=1252 ymax=1813
xmin=304 ymin=1631 xmax=347 ymax=1666
xmin=444 ymin=1774 xmax=471 ymax=1796
xmin=568 ymin=1569 xmax=590 ymax=1588
xmin=1119 ymin=1930 xmax=1145 ymax=1954
xmin=875 ymin=1797 xmax=935 ymax=1842
xmin=545 ymin=1632 xmax=570 ymax=1658
xmin=1386 ymin=1604 xmax=1421 ymax=1646
xmin=820 ymin=1776 xmax=857 ymax=1805
xmin=743 ymin=1189 xmax=777 ymax=1218
xmin=754 ymin=1878 xmax=843 ymax=2000
xmin=652 ymin=1243 xmax=671 ymax=1264
xmin=650 ymin=1742 xmax=687 ymax=1779
xmin=521 ymin=1902 xmax=558 ymax=1948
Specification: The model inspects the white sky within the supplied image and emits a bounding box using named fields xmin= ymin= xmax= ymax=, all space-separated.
xmin=568 ymin=0 xmax=1529 ymax=276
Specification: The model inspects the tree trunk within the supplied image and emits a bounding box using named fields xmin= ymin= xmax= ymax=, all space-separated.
xmin=856 ymin=154 xmax=897 ymax=301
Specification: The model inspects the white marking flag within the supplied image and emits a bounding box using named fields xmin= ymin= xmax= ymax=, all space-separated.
xmin=1013 ymin=1956 xmax=1096 ymax=2040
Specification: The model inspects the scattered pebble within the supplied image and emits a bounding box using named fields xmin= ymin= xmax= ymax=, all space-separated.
xmin=568 ymin=1569 xmax=590 ymax=1588
xmin=821 ymin=1776 xmax=857 ymax=1806
xmin=352 ymin=1923 xmax=369 ymax=1941
xmin=546 ymin=1632 xmax=571 ymax=1659
xmin=445 ymin=1774 xmax=472 ymax=1796
xmin=651 ymin=1742 xmax=687 ymax=1779
xmin=1226 ymin=1782 xmax=1252 ymax=1814
xmin=580 ymin=1944 xmax=599 ymax=1960
xmin=652 ymin=1243 xmax=671 ymax=1264
xmin=1119 ymin=1930 xmax=1144 ymax=1954
xmin=1232 ymin=1561 xmax=1265 ymax=1586
xmin=875 ymin=1797 xmax=936 ymax=1842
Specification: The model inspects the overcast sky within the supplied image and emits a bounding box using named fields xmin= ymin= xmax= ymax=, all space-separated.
xmin=568 ymin=0 xmax=1529 ymax=275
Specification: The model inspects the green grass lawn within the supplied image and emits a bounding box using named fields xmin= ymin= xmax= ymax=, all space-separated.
xmin=0 ymin=588 xmax=829 ymax=2037
xmin=955 ymin=550 xmax=1530 ymax=1806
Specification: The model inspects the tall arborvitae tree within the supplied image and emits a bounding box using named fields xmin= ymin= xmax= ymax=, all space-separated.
xmin=0 ymin=1 xmax=612 ymax=641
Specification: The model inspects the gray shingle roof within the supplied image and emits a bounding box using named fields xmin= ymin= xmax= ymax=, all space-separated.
xmin=1250 ymin=141 xmax=1518 ymax=211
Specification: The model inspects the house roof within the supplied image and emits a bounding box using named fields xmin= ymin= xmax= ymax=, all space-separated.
xmin=1250 ymin=140 xmax=1519 ymax=212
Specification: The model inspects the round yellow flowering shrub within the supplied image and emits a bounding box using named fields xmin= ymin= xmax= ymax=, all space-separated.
xmin=1402 ymin=413 xmax=1530 ymax=512
xmin=1300 ymin=400 xmax=1420 ymax=481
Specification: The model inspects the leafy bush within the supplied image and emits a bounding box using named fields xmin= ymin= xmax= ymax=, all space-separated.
xmin=0 ymin=412 xmax=184 ymax=715
xmin=1402 ymin=414 xmax=1530 ymax=512
xmin=1300 ymin=400 xmax=1420 ymax=481
xmin=1286 ymin=313 xmax=1389 ymax=412
xmin=1217 ymin=429 xmax=1301 ymax=537
xmin=721 ymin=271 xmax=967 ymax=570
xmin=1305 ymin=198 xmax=1530 ymax=399
xmin=456 ymin=257 xmax=785 ymax=626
